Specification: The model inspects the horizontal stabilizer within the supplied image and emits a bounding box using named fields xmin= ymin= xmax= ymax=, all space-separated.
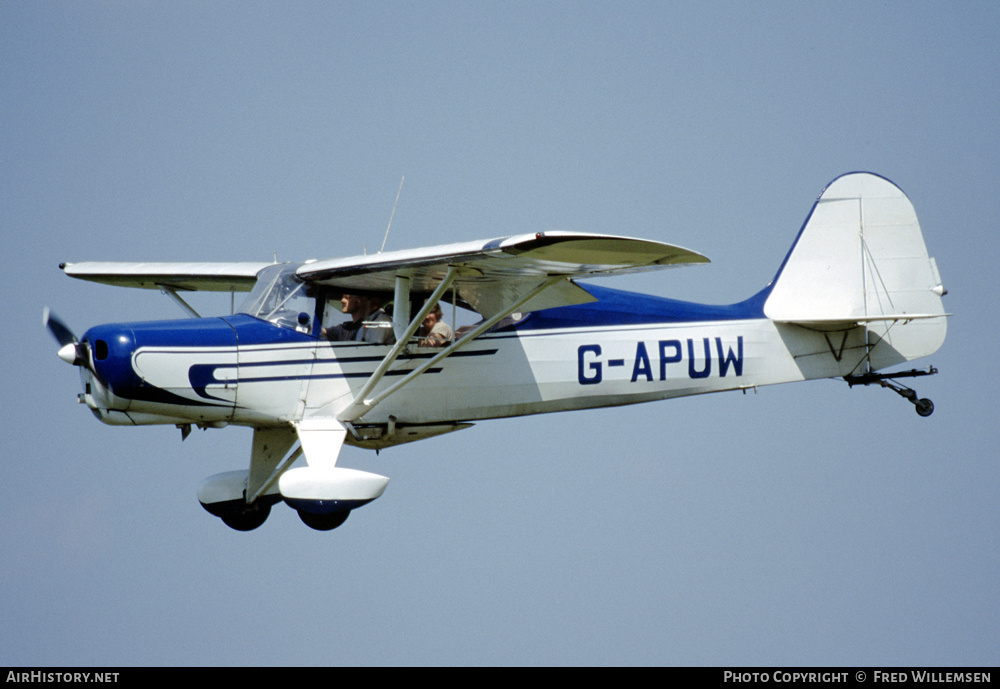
xmin=772 ymin=312 xmax=950 ymax=332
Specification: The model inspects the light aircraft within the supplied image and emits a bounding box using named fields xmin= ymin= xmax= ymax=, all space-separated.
xmin=46 ymin=172 xmax=948 ymax=531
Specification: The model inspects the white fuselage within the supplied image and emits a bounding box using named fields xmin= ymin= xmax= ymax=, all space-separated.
xmin=79 ymin=308 xmax=869 ymax=444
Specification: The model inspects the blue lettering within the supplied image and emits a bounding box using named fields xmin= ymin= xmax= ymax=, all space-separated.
xmin=580 ymin=336 xmax=742 ymax=385
xmin=716 ymin=336 xmax=744 ymax=377
xmin=631 ymin=342 xmax=653 ymax=382
xmin=578 ymin=345 xmax=602 ymax=385
xmin=687 ymin=338 xmax=711 ymax=379
xmin=658 ymin=340 xmax=682 ymax=380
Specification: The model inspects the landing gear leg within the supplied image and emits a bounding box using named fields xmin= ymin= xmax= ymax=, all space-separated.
xmin=845 ymin=367 xmax=938 ymax=417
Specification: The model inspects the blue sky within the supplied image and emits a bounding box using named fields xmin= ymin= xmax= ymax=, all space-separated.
xmin=3 ymin=1 xmax=998 ymax=666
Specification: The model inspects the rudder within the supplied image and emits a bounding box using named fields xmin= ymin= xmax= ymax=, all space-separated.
xmin=764 ymin=172 xmax=947 ymax=370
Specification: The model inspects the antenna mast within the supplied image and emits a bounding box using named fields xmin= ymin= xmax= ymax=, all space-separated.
xmin=379 ymin=176 xmax=405 ymax=254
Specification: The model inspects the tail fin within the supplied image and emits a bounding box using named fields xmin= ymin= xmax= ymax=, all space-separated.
xmin=764 ymin=172 xmax=947 ymax=370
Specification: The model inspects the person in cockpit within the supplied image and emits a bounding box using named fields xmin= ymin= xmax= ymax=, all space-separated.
xmin=324 ymin=293 xmax=395 ymax=344
xmin=418 ymin=302 xmax=453 ymax=347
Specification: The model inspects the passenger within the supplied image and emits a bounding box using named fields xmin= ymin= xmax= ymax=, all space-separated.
xmin=418 ymin=302 xmax=453 ymax=347
xmin=324 ymin=294 xmax=395 ymax=345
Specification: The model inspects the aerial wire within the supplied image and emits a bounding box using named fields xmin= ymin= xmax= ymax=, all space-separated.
xmin=380 ymin=176 xmax=405 ymax=254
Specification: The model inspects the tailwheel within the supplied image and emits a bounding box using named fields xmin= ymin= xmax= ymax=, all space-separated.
xmin=914 ymin=398 xmax=935 ymax=417
xmin=298 ymin=509 xmax=351 ymax=531
xmin=844 ymin=367 xmax=938 ymax=418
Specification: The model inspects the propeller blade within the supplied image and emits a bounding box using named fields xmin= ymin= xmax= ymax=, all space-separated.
xmin=44 ymin=308 xmax=93 ymax=369
xmin=43 ymin=307 xmax=78 ymax=347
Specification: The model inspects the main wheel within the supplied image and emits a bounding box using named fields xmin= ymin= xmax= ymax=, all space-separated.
xmin=915 ymin=398 xmax=934 ymax=417
xmin=298 ymin=509 xmax=351 ymax=531
xmin=220 ymin=502 xmax=272 ymax=531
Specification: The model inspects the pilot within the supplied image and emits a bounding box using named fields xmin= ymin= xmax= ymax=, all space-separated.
xmin=418 ymin=302 xmax=453 ymax=347
xmin=324 ymin=293 xmax=395 ymax=345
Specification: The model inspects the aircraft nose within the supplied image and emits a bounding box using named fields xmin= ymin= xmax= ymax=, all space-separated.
xmin=57 ymin=342 xmax=81 ymax=365
xmin=83 ymin=324 xmax=141 ymax=397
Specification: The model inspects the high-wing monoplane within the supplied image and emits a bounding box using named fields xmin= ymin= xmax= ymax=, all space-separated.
xmin=46 ymin=173 xmax=948 ymax=531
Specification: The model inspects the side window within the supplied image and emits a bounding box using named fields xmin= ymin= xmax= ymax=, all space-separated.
xmin=322 ymin=297 xmax=345 ymax=333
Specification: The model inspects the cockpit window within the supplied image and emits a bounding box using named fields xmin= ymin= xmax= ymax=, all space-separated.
xmin=237 ymin=263 xmax=316 ymax=333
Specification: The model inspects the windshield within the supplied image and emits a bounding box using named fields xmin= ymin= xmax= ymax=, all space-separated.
xmin=237 ymin=263 xmax=316 ymax=333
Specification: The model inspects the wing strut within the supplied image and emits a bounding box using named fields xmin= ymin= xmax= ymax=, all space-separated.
xmin=338 ymin=275 xmax=562 ymax=423
xmin=160 ymin=286 xmax=202 ymax=318
xmin=343 ymin=267 xmax=460 ymax=419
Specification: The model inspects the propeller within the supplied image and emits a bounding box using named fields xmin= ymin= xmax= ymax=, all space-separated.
xmin=43 ymin=307 xmax=87 ymax=366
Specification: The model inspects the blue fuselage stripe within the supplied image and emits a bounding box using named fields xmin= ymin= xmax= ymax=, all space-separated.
xmin=502 ymin=282 xmax=770 ymax=332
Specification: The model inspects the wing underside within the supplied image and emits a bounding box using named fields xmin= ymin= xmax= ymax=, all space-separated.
xmin=60 ymin=233 xmax=709 ymax=319
xmin=60 ymin=262 xmax=273 ymax=292
xmin=298 ymin=231 xmax=709 ymax=317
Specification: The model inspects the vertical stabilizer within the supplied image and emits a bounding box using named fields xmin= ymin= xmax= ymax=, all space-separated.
xmin=764 ymin=172 xmax=947 ymax=368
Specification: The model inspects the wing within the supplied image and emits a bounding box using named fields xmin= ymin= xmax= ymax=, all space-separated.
xmin=60 ymin=233 xmax=708 ymax=317
xmin=304 ymin=231 xmax=708 ymax=424
xmin=299 ymin=231 xmax=709 ymax=318
xmin=60 ymin=262 xmax=273 ymax=292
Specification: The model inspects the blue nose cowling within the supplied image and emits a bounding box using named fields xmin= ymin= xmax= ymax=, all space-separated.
xmin=82 ymin=317 xmax=238 ymax=404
